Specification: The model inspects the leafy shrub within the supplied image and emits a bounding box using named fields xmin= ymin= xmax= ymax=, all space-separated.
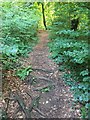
xmin=1 ymin=2 xmax=40 ymax=70
xmin=49 ymin=29 xmax=89 ymax=119
xmin=49 ymin=3 xmax=89 ymax=118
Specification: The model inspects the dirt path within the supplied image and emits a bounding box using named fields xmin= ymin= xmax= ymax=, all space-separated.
xmin=4 ymin=30 xmax=80 ymax=118
xmin=22 ymin=30 xmax=80 ymax=118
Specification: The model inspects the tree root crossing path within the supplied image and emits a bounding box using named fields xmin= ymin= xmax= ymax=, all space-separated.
xmin=6 ymin=30 xmax=80 ymax=118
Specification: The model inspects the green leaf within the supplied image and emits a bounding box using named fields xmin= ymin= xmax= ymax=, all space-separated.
xmin=80 ymin=69 xmax=89 ymax=76
xmin=16 ymin=66 xmax=32 ymax=80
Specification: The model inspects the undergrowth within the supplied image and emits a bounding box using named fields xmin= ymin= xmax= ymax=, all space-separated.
xmin=49 ymin=30 xmax=89 ymax=118
xmin=1 ymin=2 xmax=40 ymax=80
xmin=48 ymin=3 xmax=90 ymax=118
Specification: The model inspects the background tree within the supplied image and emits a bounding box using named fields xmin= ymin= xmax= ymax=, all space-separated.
xmin=41 ymin=3 xmax=47 ymax=30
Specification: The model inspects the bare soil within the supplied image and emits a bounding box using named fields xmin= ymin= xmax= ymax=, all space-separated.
xmin=2 ymin=30 xmax=81 ymax=118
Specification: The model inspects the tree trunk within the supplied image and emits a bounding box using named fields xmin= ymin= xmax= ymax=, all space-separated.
xmin=41 ymin=3 xmax=47 ymax=30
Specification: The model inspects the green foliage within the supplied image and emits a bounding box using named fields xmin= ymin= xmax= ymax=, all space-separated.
xmin=49 ymin=2 xmax=89 ymax=118
xmin=40 ymin=87 xmax=51 ymax=92
xmin=40 ymin=85 xmax=54 ymax=93
xmin=16 ymin=66 xmax=32 ymax=80
xmin=1 ymin=2 xmax=39 ymax=71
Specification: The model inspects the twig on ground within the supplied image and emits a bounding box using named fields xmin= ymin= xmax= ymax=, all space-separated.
xmin=33 ymin=108 xmax=46 ymax=118
xmin=25 ymin=91 xmax=33 ymax=99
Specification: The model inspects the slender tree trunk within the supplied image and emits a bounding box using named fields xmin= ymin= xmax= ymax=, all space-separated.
xmin=41 ymin=3 xmax=47 ymax=30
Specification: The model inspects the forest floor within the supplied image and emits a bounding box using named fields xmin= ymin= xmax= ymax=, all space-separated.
xmin=2 ymin=30 xmax=81 ymax=118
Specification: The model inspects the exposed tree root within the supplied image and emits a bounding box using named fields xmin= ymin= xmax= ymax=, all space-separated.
xmin=33 ymin=83 xmax=56 ymax=91
xmin=36 ymin=76 xmax=53 ymax=82
xmin=14 ymin=91 xmax=31 ymax=118
xmin=32 ymin=68 xmax=54 ymax=73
